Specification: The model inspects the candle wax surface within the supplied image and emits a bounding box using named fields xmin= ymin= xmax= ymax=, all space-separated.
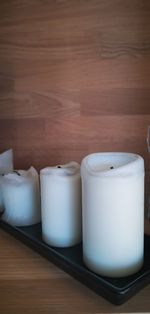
xmin=0 ymin=149 xmax=14 ymax=211
xmin=0 ymin=149 xmax=13 ymax=175
xmin=40 ymin=161 xmax=82 ymax=248
xmin=1 ymin=167 xmax=41 ymax=226
xmin=81 ymin=152 xmax=144 ymax=277
xmin=83 ymin=152 xmax=144 ymax=176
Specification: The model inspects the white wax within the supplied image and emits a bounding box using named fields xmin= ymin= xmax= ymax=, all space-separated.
xmin=81 ymin=152 xmax=144 ymax=277
xmin=0 ymin=149 xmax=14 ymax=211
xmin=0 ymin=149 xmax=13 ymax=175
xmin=40 ymin=162 xmax=81 ymax=247
xmin=2 ymin=167 xmax=41 ymax=226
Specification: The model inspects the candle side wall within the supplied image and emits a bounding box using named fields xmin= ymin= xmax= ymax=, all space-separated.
xmin=81 ymin=154 xmax=145 ymax=277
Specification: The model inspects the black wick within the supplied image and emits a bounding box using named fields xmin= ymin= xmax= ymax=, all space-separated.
xmin=13 ymin=170 xmax=21 ymax=176
xmin=57 ymin=166 xmax=62 ymax=168
xmin=110 ymin=166 xmax=114 ymax=169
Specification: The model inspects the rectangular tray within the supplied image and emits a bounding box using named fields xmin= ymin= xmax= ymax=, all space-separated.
xmin=0 ymin=221 xmax=150 ymax=305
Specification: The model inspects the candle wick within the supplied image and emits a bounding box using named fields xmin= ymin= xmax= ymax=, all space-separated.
xmin=110 ymin=166 xmax=114 ymax=169
xmin=13 ymin=170 xmax=21 ymax=176
xmin=57 ymin=166 xmax=62 ymax=168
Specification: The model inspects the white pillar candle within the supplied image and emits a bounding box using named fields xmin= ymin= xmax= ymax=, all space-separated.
xmin=1 ymin=167 xmax=41 ymax=226
xmin=81 ymin=152 xmax=144 ymax=277
xmin=0 ymin=149 xmax=13 ymax=212
xmin=40 ymin=162 xmax=81 ymax=247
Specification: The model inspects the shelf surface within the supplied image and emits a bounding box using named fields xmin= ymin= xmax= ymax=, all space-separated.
xmin=0 ymin=221 xmax=150 ymax=305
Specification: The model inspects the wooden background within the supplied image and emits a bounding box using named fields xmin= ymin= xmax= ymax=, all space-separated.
xmin=0 ymin=2 xmax=150 ymax=312
xmin=0 ymin=0 xmax=150 ymax=171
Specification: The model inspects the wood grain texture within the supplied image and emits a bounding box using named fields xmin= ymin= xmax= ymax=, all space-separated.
xmin=0 ymin=0 xmax=150 ymax=172
xmin=0 ymin=227 xmax=149 ymax=314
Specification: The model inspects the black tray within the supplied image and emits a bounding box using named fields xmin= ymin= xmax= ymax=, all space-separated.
xmin=0 ymin=221 xmax=150 ymax=305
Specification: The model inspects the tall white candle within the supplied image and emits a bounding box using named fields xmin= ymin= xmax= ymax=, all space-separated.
xmin=40 ymin=162 xmax=81 ymax=247
xmin=81 ymin=152 xmax=144 ymax=277
xmin=0 ymin=149 xmax=13 ymax=212
xmin=2 ymin=167 xmax=41 ymax=226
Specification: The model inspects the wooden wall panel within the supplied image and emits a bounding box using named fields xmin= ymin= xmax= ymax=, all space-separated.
xmin=0 ymin=0 xmax=150 ymax=170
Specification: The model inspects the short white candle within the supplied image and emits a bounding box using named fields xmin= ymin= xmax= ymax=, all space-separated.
xmin=40 ymin=162 xmax=81 ymax=247
xmin=0 ymin=149 xmax=13 ymax=212
xmin=2 ymin=167 xmax=41 ymax=226
xmin=81 ymin=152 xmax=144 ymax=277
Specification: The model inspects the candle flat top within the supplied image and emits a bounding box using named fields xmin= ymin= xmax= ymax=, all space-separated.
xmin=1 ymin=167 xmax=38 ymax=186
xmin=81 ymin=152 xmax=144 ymax=177
xmin=40 ymin=162 xmax=80 ymax=176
